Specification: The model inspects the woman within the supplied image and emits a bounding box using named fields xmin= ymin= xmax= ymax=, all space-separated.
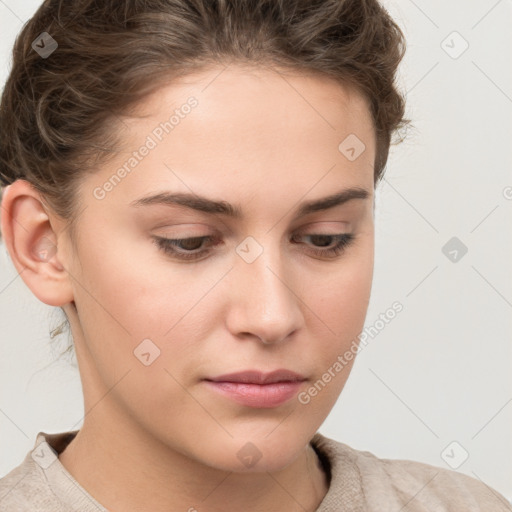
xmin=0 ymin=0 xmax=510 ymax=510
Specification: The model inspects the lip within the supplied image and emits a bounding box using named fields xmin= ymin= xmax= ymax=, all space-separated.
xmin=205 ymin=369 xmax=307 ymax=385
xmin=203 ymin=369 xmax=307 ymax=408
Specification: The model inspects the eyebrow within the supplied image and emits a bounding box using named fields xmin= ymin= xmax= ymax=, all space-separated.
xmin=130 ymin=186 xmax=370 ymax=218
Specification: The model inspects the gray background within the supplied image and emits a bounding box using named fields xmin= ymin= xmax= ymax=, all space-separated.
xmin=1 ymin=0 xmax=511 ymax=503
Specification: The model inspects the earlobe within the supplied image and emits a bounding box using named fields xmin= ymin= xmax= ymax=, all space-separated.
xmin=0 ymin=179 xmax=74 ymax=306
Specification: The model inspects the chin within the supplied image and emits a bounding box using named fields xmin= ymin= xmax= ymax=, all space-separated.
xmin=197 ymin=434 xmax=307 ymax=474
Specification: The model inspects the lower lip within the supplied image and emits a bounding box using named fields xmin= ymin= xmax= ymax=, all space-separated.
xmin=203 ymin=380 xmax=304 ymax=408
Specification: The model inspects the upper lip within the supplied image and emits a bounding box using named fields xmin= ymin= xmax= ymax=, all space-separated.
xmin=204 ymin=369 xmax=307 ymax=384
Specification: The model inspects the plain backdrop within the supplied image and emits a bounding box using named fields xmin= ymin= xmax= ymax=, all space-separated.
xmin=1 ymin=0 xmax=511 ymax=504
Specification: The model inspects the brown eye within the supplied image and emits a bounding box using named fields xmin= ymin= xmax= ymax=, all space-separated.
xmin=152 ymin=235 xmax=218 ymax=261
xmin=291 ymin=233 xmax=355 ymax=258
xmin=175 ymin=237 xmax=205 ymax=251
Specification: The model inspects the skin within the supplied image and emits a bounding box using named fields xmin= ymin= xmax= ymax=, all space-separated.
xmin=1 ymin=64 xmax=376 ymax=512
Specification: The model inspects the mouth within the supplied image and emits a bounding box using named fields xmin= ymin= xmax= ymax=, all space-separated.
xmin=204 ymin=369 xmax=307 ymax=385
xmin=203 ymin=369 xmax=307 ymax=408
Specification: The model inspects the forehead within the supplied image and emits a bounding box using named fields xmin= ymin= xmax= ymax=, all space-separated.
xmin=123 ymin=63 xmax=374 ymax=149
xmin=144 ymin=64 xmax=372 ymax=126
xmin=85 ymin=64 xmax=376 ymax=214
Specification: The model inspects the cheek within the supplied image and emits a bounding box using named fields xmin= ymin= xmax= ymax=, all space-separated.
xmin=296 ymin=261 xmax=373 ymax=416
xmin=75 ymin=225 xmax=198 ymax=327
xmin=312 ymin=233 xmax=373 ymax=321
xmin=70 ymin=226 xmax=231 ymax=395
xmin=304 ymin=234 xmax=374 ymax=368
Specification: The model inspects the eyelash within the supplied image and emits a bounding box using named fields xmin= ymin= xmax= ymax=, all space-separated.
xmin=152 ymin=232 xmax=356 ymax=261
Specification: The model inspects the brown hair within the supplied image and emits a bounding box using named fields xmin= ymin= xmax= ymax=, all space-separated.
xmin=0 ymin=0 xmax=410 ymax=241
xmin=0 ymin=0 xmax=410 ymax=356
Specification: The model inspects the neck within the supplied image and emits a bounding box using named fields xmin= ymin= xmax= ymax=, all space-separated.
xmin=58 ymin=407 xmax=329 ymax=512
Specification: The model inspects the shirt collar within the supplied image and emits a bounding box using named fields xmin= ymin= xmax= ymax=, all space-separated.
xmin=32 ymin=430 xmax=364 ymax=512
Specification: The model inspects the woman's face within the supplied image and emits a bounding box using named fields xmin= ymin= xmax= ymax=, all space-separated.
xmin=62 ymin=64 xmax=376 ymax=471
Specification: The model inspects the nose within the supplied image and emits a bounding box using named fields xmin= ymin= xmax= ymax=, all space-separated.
xmin=224 ymin=239 xmax=305 ymax=345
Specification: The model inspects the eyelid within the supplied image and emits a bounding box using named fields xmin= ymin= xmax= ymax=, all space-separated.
xmin=297 ymin=220 xmax=352 ymax=231
xmin=153 ymin=222 xmax=217 ymax=233
xmin=153 ymin=220 xmax=351 ymax=235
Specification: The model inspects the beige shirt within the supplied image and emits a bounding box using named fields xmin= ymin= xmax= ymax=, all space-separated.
xmin=0 ymin=430 xmax=510 ymax=511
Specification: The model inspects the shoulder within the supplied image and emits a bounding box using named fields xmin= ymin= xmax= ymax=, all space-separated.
xmin=0 ymin=436 xmax=67 ymax=512
xmin=312 ymin=433 xmax=512 ymax=511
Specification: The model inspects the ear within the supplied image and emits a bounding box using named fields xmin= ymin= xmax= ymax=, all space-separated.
xmin=0 ymin=179 xmax=74 ymax=306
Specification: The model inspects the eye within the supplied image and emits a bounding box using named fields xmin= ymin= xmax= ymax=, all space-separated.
xmin=152 ymin=235 xmax=219 ymax=261
xmin=152 ymin=232 xmax=356 ymax=262
xmin=291 ymin=233 xmax=355 ymax=259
